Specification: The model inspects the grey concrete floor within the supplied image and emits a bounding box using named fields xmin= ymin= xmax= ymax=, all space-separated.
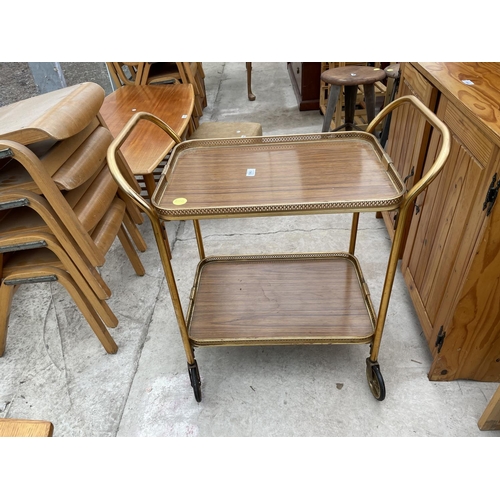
xmin=0 ymin=62 xmax=499 ymax=438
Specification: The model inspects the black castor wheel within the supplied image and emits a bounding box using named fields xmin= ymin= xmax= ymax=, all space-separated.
xmin=188 ymin=360 xmax=202 ymax=402
xmin=366 ymin=358 xmax=386 ymax=401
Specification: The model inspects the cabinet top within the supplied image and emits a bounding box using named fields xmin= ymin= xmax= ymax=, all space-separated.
xmin=414 ymin=62 xmax=500 ymax=145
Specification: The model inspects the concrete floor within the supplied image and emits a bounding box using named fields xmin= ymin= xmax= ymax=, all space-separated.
xmin=0 ymin=62 xmax=499 ymax=437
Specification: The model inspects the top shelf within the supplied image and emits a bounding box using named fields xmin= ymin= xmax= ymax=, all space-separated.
xmin=152 ymin=132 xmax=404 ymax=220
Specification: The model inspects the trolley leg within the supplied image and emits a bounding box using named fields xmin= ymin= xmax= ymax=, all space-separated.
xmin=349 ymin=213 xmax=360 ymax=255
xmin=148 ymin=214 xmax=198 ymax=374
xmin=193 ymin=219 xmax=205 ymax=260
xmin=367 ymin=202 xmax=412 ymax=400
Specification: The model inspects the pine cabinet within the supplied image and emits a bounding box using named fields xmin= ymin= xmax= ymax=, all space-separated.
xmin=395 ymin=63 xmax=500 ymax=381
xmin=383 ymin=63 xmax=438 ymax=254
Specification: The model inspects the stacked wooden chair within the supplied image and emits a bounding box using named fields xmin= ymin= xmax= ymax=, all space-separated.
xmin=0 ymin=82 xmax=146 ymax=356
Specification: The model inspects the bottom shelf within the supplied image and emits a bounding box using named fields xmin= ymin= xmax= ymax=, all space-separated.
xmin=186 ymin=253 xmax=377 ymax=346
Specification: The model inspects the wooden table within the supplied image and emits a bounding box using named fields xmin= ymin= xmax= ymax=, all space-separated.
xmin=100 ymin=84 xmax=194 ymax=197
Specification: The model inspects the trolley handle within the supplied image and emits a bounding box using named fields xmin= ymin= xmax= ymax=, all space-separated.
xmin=366 ymin=94 xmax=451 ymax=209
xmin=106 ymin=111 xmax=182 ymax=219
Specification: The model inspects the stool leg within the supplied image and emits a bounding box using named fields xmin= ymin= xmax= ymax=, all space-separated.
xmin=363 ymin=83 xmax=377 ymax=127
xmin=380 ymin=78 xmax=400 ymax=148
xmin=343 ymin=85 xmax=358 ymax=131
xmin=322 ymin=84 xmax=341 ymax=132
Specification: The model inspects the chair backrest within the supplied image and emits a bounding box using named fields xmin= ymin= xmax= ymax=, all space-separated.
xmin=0 ymin=83 xmax=143 ymax=267
xmin=106 ymin=63 xmax=144 ymax=87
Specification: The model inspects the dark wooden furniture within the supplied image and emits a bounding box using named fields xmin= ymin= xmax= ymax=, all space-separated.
xmin=287 ymin=62 xmax=321 ymax=111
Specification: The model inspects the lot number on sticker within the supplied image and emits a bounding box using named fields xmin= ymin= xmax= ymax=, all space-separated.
xmin=246 ymin=169 xmax=256 ymax=176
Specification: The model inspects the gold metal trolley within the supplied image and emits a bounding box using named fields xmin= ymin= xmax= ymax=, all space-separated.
xmin=107 ymin=95 xmax=450 ymax=402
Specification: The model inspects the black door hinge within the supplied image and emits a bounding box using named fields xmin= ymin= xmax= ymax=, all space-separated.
xmin=435 ymin=326 xmax=446 ymax=353
xmin=403 ymin=166 xmax=415 ymax=186
xmin=483 ymin=173 xmax=500 ymax=216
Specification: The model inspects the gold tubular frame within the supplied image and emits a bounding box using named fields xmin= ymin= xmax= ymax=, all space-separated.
xmin=107 ymin=112 xmax=195 ymax=365
xmin=107 ymin=96 xmax=450 ymax=393
xmin=365 ymin=95 xmax=450 ymax=361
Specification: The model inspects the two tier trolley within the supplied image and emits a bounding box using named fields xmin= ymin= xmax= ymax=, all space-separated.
xmin=107 ymin=95 xmax=450 ymax=402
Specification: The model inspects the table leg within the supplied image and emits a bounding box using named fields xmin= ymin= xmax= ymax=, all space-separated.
xmin=246 ymin=63 xmax=256 ymax=101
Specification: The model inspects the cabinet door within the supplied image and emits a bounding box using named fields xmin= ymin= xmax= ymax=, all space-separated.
xmin=383 ymin=63 xmax=438 ymax=254
xmin=402 ymin=95 xmax=496 ymax=379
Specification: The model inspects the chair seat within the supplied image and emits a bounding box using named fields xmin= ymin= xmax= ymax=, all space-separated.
xmin=321 ymin=65 xmax=386 ymax=87
xmin=189 ymin=122 xmax=262 ymax=140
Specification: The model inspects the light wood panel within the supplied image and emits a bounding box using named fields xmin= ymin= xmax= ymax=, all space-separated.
xmin=382 ymin=62 xmax=438 ymax=256
xmin=0 ymin=419 xmax=53 ymax=437
xmin=479 ymin=385 xmax=500 ymax=430
xmin=0 ymin=83 xmax=104 ymax=144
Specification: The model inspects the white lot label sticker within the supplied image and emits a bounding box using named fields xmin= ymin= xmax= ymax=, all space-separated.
xmin=462 ymin=80 xmax=474 ymax=85
xmin=182 ymin=114 xmax=188 ymax=118
xmin=246 ymin=169 xmax=256 ymax=176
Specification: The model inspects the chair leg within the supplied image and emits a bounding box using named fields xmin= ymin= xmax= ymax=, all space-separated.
xmin=117 ymin=225 xmax=145 ymax=276
xmin=52 ymin=269 xmax=118 ymax=354
xmin=11 ymin=263 xmax=118 ymax=329
xmin=40 ymin=236 xmax=118 ymax=327
xmin=123 ymin=210 xmax=147 ymax=252
xmin=2 ymin=268 xmax=118 ymax=354
xmin=0 ymin=282 xmax=15 ymax=357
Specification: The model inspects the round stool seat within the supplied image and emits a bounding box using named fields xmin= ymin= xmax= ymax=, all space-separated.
xmin=321 ymin=65 xmax=386 ymax=87
xmin=384 ymin=63 xmax=400 ymax=79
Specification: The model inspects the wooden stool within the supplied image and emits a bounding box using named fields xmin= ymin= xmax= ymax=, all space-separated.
xmin=188 ymin=121 xmax=262 ymax=140
xmin=321 ymin=65 xmax=386 ymax=132
xmin=380 ymin=63 xmax=401 ymax=148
